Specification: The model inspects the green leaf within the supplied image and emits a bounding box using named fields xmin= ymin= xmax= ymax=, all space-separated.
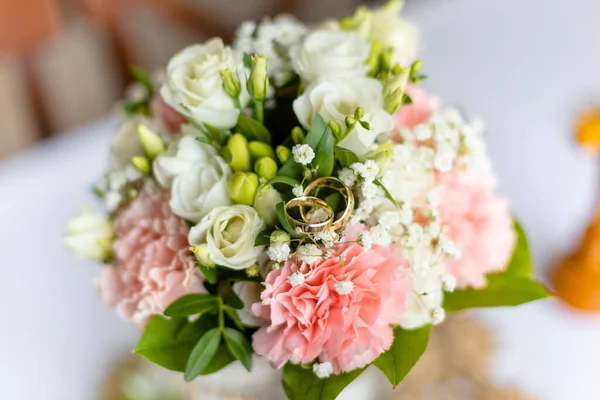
xmin=374 ymin=179 xmax=397 ymax=205
xmin=334 ymin=147 xmax=359 ymax=168
xmin=236 ymin=115 xmax=272 ymax=144
xmin=443 ymin=219 xmax=549 ymax=311
xmin=306 ymin=113 xmax=328 ymax=148
xmin=185 ymin=328 xmax=222 ymax=381
xmin=134 ymin=315 xmax=214 ymax=372
xmin=222 ymin=287 xmax=244 ymax=310
xmin=224 ymin=306 xmax=245 ymax=330
xmin=282 ymin=363 xmax=365 ymax=400
xmin=443 ymin=276 xmax=548 ymax=311
xmin=275 ymin=201 xmax=304 ymax=238
xmin=123 ymin=99 xmax=149 ymax=116
xmin=223 ymin=328 xmax=253 ymax=371
xmin=198 ymin=263 xmax=218 ymax=285
xmin=268 ymin=176 xmax=301 ymax=188
xmin=374 ymin=325 xmax=431 ymax=386
xmin=201 ymin=342 xmax=236 ymax=375
xmin=313 ymin=126 xmax=335 ymax=177
xmin=164 ymin=294 xmax=218 ymax=317
xmin=254 ymin=229 xmax=271 ymax=246
xmin=243 ymin=53 xmax=253 ymax=69
xmin=325 ymin=192 xmax=342 ymax=213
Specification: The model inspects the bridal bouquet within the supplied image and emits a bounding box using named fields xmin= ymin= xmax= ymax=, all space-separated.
xmin=65 ymin=1 xmax=547 ymax=398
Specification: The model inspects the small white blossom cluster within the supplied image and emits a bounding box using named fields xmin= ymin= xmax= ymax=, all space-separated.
xmin=292 ymin=144 xmax=315 ymax=165
xmin=95 ymin=166 xmax=143 ymax=212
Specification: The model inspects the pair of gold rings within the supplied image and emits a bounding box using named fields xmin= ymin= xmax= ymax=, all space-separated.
xmin=284 ymin=177 xmax=355 ymax=234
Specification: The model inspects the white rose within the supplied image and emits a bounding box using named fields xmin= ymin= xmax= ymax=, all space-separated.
xmin=153 ymin=124 xmax=232 ymax=223
xmin=290 ymin=29 xmax=370 ymax=83
xmin=64 ymin=208 xmax=114 ymax=261
xmin=110 ymin=116 xmax=146 ymax=169
xmin=160 ymin=38 xmax=250 ymax=130
xmin=400 ymin=265 xmax=445 ymax=329
xmin=343 ymin=0 xmax=418 ymax=66
xmin=293 ymin=77 xmax=393 ymax=157
xmin=234 ymin=15 xmax=307 ymax=87
xmin=380 ymin=144 xmax=435 ymax=206
xmin=233 ymin=282 xmax=265 ymax=327
xmin=189 ymin=205 xmax=265 ymax=270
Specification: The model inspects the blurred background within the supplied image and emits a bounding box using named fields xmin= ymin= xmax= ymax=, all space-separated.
xmin=3 ymin=0 xmax=600 ymax=399
xmin=0 ymin=0 xmax=366 ymax=159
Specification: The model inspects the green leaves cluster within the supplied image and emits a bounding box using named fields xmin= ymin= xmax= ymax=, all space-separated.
xmin=444 ymin=219 xmax=549 ymax=311
xmin=134 ymin=291 xmax=253 ymax=382
xmin=123 ymin=66 xmax=155 ymax=116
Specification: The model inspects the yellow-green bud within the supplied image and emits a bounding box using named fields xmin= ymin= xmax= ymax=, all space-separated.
xmin=248 ymin=141 xmax=276 ymax=160
xmin=246 ymin=264 xmax=260 ymax=277
xmin=228 ymin=171 xmax=259 ymax=205
xmin=365 ymin=140 xmax=394 ymax=171
xmin=137 ymin=124 xmax=165 ymax=159
xmin=219 ymin=68 xmax=242 ymax=99
xmin=328 ymin=121 xmax=342 ymax=140
xmin=291 ymin=127 xmax=305 ymax=145
xmin=190 ymin=244 xmax=215 ymax=268
xmin=366 ymin=40 xmax=382 ymax=75
xmin=303 ymin=168 xmax=313 ymax=181
xmin=380 ymin=48 xmax=393 ymax=74
xmin=254 ymin=157 xmax=278 ymax=180
xmin=270 ymin=230 xmax=291 ymax=244
xmin=131 ymin=156 xmax=151 ymax=175
xmin=354 ymin=107 xmax=365 ymax=120
xmin=345 ymin=116 xmax=357 ymax=129
xmin=223 ymin=133 xmax=251 ymax=172
xmin=276 ymin=145 xmax=291 ymax=164
xmin=383 ymin=72 xmax=409 ymax=113
xmin=248 ymin=55 xmax=269 ymax=102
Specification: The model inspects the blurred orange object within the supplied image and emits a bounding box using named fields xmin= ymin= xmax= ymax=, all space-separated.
xmin=0 ymin=0 xmax=61 ymax=53
xmin=553 ymin=109 xmax=600 ymax=310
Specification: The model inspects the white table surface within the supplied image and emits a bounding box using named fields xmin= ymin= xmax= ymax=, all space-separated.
xmin=2 ymin=0 xmax=600 ymax=398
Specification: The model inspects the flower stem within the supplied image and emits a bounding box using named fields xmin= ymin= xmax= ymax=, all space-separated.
xmin=255 ymin=101 xmax=264 ymax=124
xmin=217 ymin=297 xmax=225 ymax=331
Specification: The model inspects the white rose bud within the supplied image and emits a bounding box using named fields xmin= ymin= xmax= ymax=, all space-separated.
xmin=160 ymin=38 xmax=250 ymax=130
xmin=64 ymin=209 xmax=114 ymax=261
xmin=189 ymin=205 xmax=266 ymax=270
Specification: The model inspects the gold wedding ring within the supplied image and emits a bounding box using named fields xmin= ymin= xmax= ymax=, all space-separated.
xmin=284 ymin=196 xmax=334 ymax=233
xmin=302 ymin=177 xmax=355 ymax=230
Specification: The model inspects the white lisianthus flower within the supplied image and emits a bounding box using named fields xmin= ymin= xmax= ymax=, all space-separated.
xmin=290 ymin=29 xmax=370 ymax=83
xmin=293 ymin=77 xmax=393 ymax=157
xmin=160 ymin=38 xmax=250 ymax=130
xmin=189 ymin=205 xmax=265 ymax=270
xmin=153 ymin=125 xmax=232 ymax=223
xmin=400 ymin=264 xmax=446 ymax=329
xmin=342 ymin=0 xmax=418 ymax=66
xmin=64 ymin=209 xmax=114 ymax=261
xmin=109 ymin=115 xmax=151 ymax=169
xmin=234 ymin=15 xmax=307 ymax=87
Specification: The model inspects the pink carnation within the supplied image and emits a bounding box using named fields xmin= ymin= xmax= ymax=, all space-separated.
xmin=97 ymin=190 xmax=202 ymax=323
xmin=252 ymin=226 xmax=412 ymax=374
xmin=435 ymin=171 xmax=516 ymax=288
xmin=150 ymin=94 xmax=187 ymax=135
xmin=392 ymin=83 xmax=438 ymax=136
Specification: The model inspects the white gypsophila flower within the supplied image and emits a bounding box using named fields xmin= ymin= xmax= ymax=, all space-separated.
xmin=290 ymin=29 xmax=369 ymax=83
xmin=234 ymin=15 xmax=308 ymax=87
xmin=441 ymin=273 xmax=457 ymax=292
xmin=154 ymin=125 xmax=232 ymax=223
xmin=288 ymin=271 xmax=305 ymax=287
xmin=292 ymin=184 xmax=304 ymax=197
xmin=160 ymin=38 xmax=250 ymax=130
xmin=400 ymin=264 xmax=446 ymax=329
xmin=402 ymin=222 xmax=424 ymax=249
xmin=427 ymin=190 xmax=440 ymax=206
xmin=338 ymin=168 xmax=356 ymax=187
xmin=335 ymin=280 xmax=354 ymax=295
xmin=312 ymin=362 xmax=334 ymax=379
xmin=314 ymin=228 xmax=339 ymax=247
xmin=297 ymin=244 xmax=323 ymax=265
xmin=437 ymin=235 xmax=461 ymax=259
xmin=433 ymin=144 xmax=455 ymax=172
xmin=379 ymin=143 xmax=435 ymax=206
xmin=342 ymin=0 xmax=418 ymax=66
xmin=64 ymin=208 xmax=114 ymax=261
xmin=306 ymin=208 xmax=331 ymax=223
xmin=189 ymin=205 xmax=265 ymax=270
xmin=398 ymin=202 xmax=414 ymax=225
xmin=267 ymin=242 xmax=291 ymax=263
xmin=378 ymin=210 xmax=401 ymax=229
xmin=370 ymin=225 xmax=392 ymax=247
xmin=233 ymin=282 xmax=265 ymax=327
xmin=425 ymin=220 xmax=441 ymax=238
xmin=359 ymin=231 xmax=374 ymax=251
xmin=294 ymin=77 xmax=393 ymax=157
xmin=95 ymin=166 xmax=143 ymax=212
xmin=360 ymin=181 xmax=381 ymax=200
xmin=413 ymin=123 xmax=432 ymax=141
xmin=292 ymin=144 xmax=315 ymax=165
xmin=431 ymin=307 xmax=446 ymax=325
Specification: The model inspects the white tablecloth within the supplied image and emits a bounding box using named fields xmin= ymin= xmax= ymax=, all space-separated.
xmin=2 ymin=0 xmax=600 ymax=398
